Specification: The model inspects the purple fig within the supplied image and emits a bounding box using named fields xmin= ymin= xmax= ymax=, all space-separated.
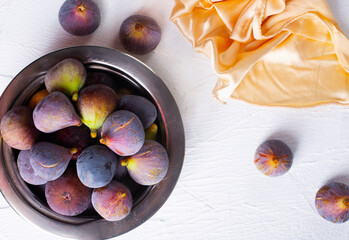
xmin=119 ymin=15 xmax=161 ymax=55
xmin=121 ymin=140 xmax=169 ymax=186
xmin=254 ymin=140 xmax=293 ymax=177
xmin=1 ymin=106 xmax=40 ymax=150
xmin=100 ymin=110 xmax=144 ymax=156
xmin=92 ymin=181 xmax=132 ymax=221
xmin=30 ymin=142 xmax=77 ymax=181
xmin=315 ymin=182 xmax=349 ymax=223
xmin=17 ymin=150 xmax=47 ymax=185
xmin=59 ymin=0 xmax=101 ymax=36
xmin=33 ymin=91 xmax=82 ymax=133
xmin=45 ymin=167 xmax=92 ymax=216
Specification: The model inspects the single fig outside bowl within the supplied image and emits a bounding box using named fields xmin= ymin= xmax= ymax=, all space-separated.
xmin=59 ymin=0 xmax=101 ymax=36
xmin=119 ymin=15 xmax=161 ymax=55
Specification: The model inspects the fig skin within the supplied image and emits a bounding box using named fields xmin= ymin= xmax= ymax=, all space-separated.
xmin=119 ymin=15 xmax=161 ymax=55
xmin=45 ymin=167 xmax=92 ymax=216
xmin=17 ymin=150 xmax=47 ymax=185
xmin=45 ymin=58 xmax=86 ymax=101
xmin=77 ymin=84 xmax=118 ymax=138
xmin=100 ymin=110 xmax=145 ymax=156
xmin=30 ymin=142 xmax=77 ymax=181
xmin=48 ymin=125 xmax=92 ymax=161
xmin=315 ymin=182 xmax=349 ymax=223
xmin=0 ymin=106 xmax=40 ymax=150
xmin=59 ymin=0 xmax=101 ymax=36
xmin=33 ymin=91 xmax=82 ymax=133
xmin=76 ymin=145 xmax=117 ymax=188
xmin=92 ymin=181 xmax=133 ymax=221
xmin=121 ymin=140 xmax=169 ymax=186
xmin=254 ymin=140 xmax=293 ymax=177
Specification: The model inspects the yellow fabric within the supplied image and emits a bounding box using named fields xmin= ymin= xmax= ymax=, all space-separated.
xmin=170 ymin=0 xmax=349 ymax=107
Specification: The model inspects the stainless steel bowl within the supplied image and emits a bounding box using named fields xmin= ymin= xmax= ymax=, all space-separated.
xmin=0 ymin=46 xmax=185 ymax=239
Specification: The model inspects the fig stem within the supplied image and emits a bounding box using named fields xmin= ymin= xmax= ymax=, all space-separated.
xmin=77 ymin=3 xmax=86 ymax=13
xmin=343 ymin=198 xmax=349 ymax=208
xmin=119 ymin=192 xmax=126 ymax=198
xmin=69 ymin=147 xmax=78 ymax=155
xmin=100 ymin=137 xmax=107 ymax=145
xmin=120 ymin=159 xmax=128 ymax=167
xmin=135 ymin=23 xmax=143 ymax=32
xmin=90 ymin=129 xmax=97 ymax=138
xmin=72 ymin=92 xmax=78 ymax=102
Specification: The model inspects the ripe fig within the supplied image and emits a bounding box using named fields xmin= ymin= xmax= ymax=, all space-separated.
xmin=76 ymin=145 xmax=117 ymax=188
xmin=100 ymin=110 xmax=145 ymax=156
xmin=77 ymin=84 xmax=118 ymax=138
xmin=315 ymin=182 xmax=349 ymax=223
xmin=28 ymin=89 xmax=49 ymax=109
xmin=92 ymin=181 xmax=132 ymax=221
xmin=45 ymin=58 xmax=86 ymax=101
xmin=17 ymin=150 xmax=47 ymax=185
xmin=30 ymin=142 xmax=77 ymax=181
xmin=1 ymin=106 xmax=40 ymax=150
xmin=118 ymin=95 xmax=157 ymax=129
xmin=33 ymin=91 xmax=82 ymax=133
xmin=59 ymin=0 xmax=101 ymax=36
xmin=121 ymin=140 xmax=169 ymax=186
xmin=48 ymin=125 xmax=92 ymax=160
xmin=254 ymin=140 xmax=293 ymax=177
xmin=45 ymin=167 xmax=92 ymax=216
xmin=119 ymin=15 xmax=161 ymax=55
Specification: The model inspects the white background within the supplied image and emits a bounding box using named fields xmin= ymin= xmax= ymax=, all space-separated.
xmin=1 ymin=0 xmax=349 ymax=239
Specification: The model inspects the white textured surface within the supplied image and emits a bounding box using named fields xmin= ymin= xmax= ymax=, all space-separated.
xmin=1 ymin=0 xmax=349 ymax=239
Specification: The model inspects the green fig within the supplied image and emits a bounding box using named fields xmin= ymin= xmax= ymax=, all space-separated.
xmin=45 ymin=58 xmax=86 ymax=101
xmin=77 ymin=84 xmax=118 ymax=138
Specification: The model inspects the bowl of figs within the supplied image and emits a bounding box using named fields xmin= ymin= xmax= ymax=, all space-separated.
xmin=0 ymin=46 xmax=185 ymax=239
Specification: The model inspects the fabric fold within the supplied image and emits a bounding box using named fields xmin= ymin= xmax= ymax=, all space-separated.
xmin=171 ymin=0 xmax=349 ymax=106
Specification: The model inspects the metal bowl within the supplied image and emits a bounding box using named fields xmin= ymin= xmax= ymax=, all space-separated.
xmin=0 ymin=46 xmax=185 ymax=239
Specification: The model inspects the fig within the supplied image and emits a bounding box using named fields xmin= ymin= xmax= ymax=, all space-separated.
xmin=17 ymin=150 xmax=47 ymax=185
xmin=121 ymin=140 xmax=169 ymax=186
xmin=254 ymin=140 xmax=293 ymax=177
xmin=0 ymin=106 xmax=40 ymax=150
xmin=118 ymin=95 xmax=157 ymax=129
xmin=59 ymin=0 xmax=101 ymax=36
xmin=77 ymin=84 xmax=118 ymax=138
xmin=100 ymin=110 xmax=145 ymax=156
xmin=28 ymin=89 xmax=49 ymax=109
xmin=48 ymin=125 xmax=92 ymax=160
xmin=45 ymin=58 xmax=86 ymax=101
xmin=33 ymin=91 xmax=82 ymax=133
xmin=119 ymin=15 xmax=161 ymax=55
xmin=76 ymin=145 xmax=117 ymax=188
xmin=145 ymin=123 xmax=158 ymax=141
xmin=92 ymin=181 xmax=132 ymax=221
xmin=45 ymin=167 xmax=92 ymax=216
xmin=30 ymin=142 xmax=77 ymax=181
xmin=315 ymin=182 xmax=349 ymax=223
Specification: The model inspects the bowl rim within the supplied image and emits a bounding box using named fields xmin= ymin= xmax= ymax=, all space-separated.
xmin=0 ymin=46 xmax=185 ymax=239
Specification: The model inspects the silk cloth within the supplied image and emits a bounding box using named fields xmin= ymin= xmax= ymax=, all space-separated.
xmin=170 ymin=0 xmax=349 ymax=106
